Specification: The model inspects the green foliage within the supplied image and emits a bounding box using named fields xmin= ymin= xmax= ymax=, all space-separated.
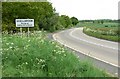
xmin=83 ymin=28 xmax=119 ymax=42
xmin=2 ymin=32 xmax=109 ymax=77
xmin=59 ymin=15 xmax=72 ymax=28
xmin=78 ymin=22 xmax=118 ymax=28
xmin=2 ymin=2 xmax=54 ymax=32
xmin=2 ymin=2 xmax=74 ymax=33
xmin=101 ymin=20 xmax=104 ymax=24
xmin=80 ymin=19 xmax=118 ymax=23
xmin=81 ymin=22 xmax=119 ymax=42
xmin=71 ymin=17 xmax=79 ymax=25
xmin=46 ymin=13 xmax=60 ymax=32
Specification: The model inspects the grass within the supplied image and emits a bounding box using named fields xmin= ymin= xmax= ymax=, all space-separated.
xmin=78 ymin=22 xmax=119 ymax=42
xmin=2 ymin=31 xmax=109 ymax=77
xmin=83 ymin=28 xmax=119 ymax=42
xmin=78 ymin=22 xmax=118 ymax=28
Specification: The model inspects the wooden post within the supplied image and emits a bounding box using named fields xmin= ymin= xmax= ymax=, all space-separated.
xmin=20 ymin=27 xmax=22 ymax=37
xmin=28 ymin=27 xmax=29 ymax=37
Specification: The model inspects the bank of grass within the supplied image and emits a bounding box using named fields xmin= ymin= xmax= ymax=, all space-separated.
xmin=80 ymin=22 xmax=119 ymax=42
xmin=83 ymin=28 xmax=119 ymax=42
xmin=78 ymin=22 xmax=118 ymax=28
xmin=2 ymin=31 xmax=109 ymax=77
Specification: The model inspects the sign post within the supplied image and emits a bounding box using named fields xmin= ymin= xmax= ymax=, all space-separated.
xmin=15 ymin=19 xmax=34 ymax=37
xmin=28 ymin=27 xmax=29 ymax=37
xmin=20 ymin=27 xmax=22 ymax=37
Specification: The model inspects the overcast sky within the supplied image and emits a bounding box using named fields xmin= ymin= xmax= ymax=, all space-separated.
xmin=49 ymin=0 xmax=119 ymax=20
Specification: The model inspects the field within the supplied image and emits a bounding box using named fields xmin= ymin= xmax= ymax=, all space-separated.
xmin=2 ymin=31 xmax=109 ymax=77
xmin=78 ymin=22 xmax=119 ymax=42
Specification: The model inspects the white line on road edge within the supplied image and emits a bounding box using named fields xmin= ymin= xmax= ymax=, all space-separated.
xmin=78 ymin=28 xmax=118 ymax=44
xmin=53 ymin=33 xmax=119 ymax=68
xmin=70 ymin=28 xmax=119 ymax=51
xmin=53 ymin=33 xmax=119 ymax=77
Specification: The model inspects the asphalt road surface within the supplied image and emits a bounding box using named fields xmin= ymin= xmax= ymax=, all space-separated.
xmin=53 ymin=27 xmax=119 ymax=77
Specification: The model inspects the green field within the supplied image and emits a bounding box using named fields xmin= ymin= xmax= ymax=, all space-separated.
xmin=2 ymin=31 xmax=109 ymax=77
xmin=78 ymin=22 xmax=119 ymax=42
xmin=78 ymin=22 xmax=118 ymax=28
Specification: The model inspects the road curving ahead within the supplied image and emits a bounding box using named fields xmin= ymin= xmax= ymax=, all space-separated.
xmin=53 ymin=27 xmax=119 ymax=77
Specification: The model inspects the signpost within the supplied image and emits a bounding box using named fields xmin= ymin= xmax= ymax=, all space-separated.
xmin=16 ymin=19 xmax=34 ymax=37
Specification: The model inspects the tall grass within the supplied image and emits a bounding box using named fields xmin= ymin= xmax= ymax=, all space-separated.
xmin=83 ymin=28 xmax=119 ymax=42
xmin=78 ymin=22 xmax=118 ymax=28
xmin=2 ymin=31 xmax=109 ymax=77
xmin=80 ymin=22 xmax=119 ymax=42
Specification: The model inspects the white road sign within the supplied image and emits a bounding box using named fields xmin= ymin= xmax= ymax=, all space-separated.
xmin=16 ymin=19 xmax=34 ymax=27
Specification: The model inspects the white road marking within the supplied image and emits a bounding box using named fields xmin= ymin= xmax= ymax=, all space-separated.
xmin=53 ymin=30 xmax=119 ymax=68
xmin=69 ymin=28 xmax=119 ymax=51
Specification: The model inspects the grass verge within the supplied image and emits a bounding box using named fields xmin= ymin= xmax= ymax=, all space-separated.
xmin=2 ymin=31 xmax=109 ymax=77
xmin=80 ymin=22 xmax=119 ymax=42
xmin=83 ymin=28 xmax=119 ymax=42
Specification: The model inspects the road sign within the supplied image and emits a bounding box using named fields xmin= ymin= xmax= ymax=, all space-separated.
xmin=16 ymin=19 xmax=34 ymax=37
xmin=16 ymin=19 xmax=34 ymax=27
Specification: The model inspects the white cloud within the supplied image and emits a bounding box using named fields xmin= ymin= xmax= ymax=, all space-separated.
xmin=49 ymin=0 xmax=119 ymax=20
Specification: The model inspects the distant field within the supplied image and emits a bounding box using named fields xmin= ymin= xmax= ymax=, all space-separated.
xmin=78 ymin=22 xmax=119 ymax=42
xmin=78 ymin=22 xmax=118 ymax=28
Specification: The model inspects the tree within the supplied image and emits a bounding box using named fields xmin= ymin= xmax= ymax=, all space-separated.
xmin=71 ymin=17 xmax=79 ymax=25
xmin=101 ymin=20 xmax=104 ymax=24
xmin=59 ymin=15 xmax=72 ymax=28
xmin=2 ymin=2 xmax=75 ymax=32
xmin=47 ymin=13 xmax=60 ymax=32
xmin=2 ymin=2 xmax=54 ymax=32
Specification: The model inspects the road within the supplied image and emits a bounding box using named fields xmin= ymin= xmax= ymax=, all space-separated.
xmin=53 ymin=27 xmax=119 ymax=77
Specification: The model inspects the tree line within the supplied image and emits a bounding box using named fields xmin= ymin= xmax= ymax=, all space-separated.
xmin=2 ymin=2 xmax=79 ymax=33
xmin=79 ymin=19 xmax=118 ymax=24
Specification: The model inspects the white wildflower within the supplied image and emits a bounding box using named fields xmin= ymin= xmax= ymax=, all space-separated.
xmin=0 ymin=52 xmax=2 ymax=54
xmin=53 ymin=50 xmax=56 ymax=52
xmin=6 ymin=43 xmax=9 ymax=45
xmin=64 ymin=54 xmax=66 ymax=57
xmin=0 ymin=48 xmax=2 ymax=51
xmin=25 ymin=62 xmax=28 ymax=65
xmin=39 ymin=59 xmax=45 ymax=63
xmin=41 ymin=65 xmax=45 ymax=68
xmin=9 ymin=46 xmax=12 ymax=49
xmin=28 ymin=40 xmax=30 ymax=42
